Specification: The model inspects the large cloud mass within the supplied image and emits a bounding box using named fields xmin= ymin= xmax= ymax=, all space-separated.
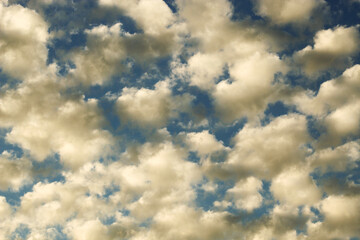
xmin=0 ymin=0 xmax=359 ymax=239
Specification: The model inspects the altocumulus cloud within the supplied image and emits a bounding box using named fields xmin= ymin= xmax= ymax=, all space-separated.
xmin=0 ymin=0 xmax=359 ymax=239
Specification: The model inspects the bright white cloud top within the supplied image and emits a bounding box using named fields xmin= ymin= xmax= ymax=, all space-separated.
xmin=0 ymin=0 xmax=359 ymax=239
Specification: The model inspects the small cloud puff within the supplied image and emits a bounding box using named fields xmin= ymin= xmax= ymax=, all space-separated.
xmin=294 ymin=26 xmax=360 ymax=75
xmin=116 ymin=81 xmax=193 ymax=127
xmin=253 ymin=0 xmax=324 ymax=24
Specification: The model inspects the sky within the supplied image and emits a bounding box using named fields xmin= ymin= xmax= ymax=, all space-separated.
xmin=0 ymin=0 xmax=359 ymax=239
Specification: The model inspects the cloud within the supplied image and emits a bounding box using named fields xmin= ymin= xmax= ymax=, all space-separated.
xmin=293 ymin=64 xmax=360 ymax=145
xmin=308 ymin=141 xmax=360 ymax=173
xmin=0 ymin=151 xmax=32 ymax=191
xmin=99 ymin=0 xmax=175 ymax=35
xmin=69 ymin=21 xmax=179 ymax=86
xmin=184 ymin=130 xmax=225 ymax=156
xmin=0 ymin=0 xmax=359 ymax=239
xmin=224 ymin=114 xmax=310 ymax=179
xmin=271 ymin=167 xmax=321 ymax=206
xmin=0 ymin=2 xmax=49 ymax=80
xmin=227 ymin=176 xmax=263 ymax=211
xmin=65 ymin=219 xmax=111 ymax=240
xmin=213 ymin=52 xmax=287 ymax=122
xmin=307 ymin=195 xmax=360 ymax=238
xmin=294 ymin=26 xmax=360 ymax=74
xmin=0 ymin=79 xmax=113 ymax=169
xmin=116 ymin=81 xmax=193 ymax=127
xmin=135 ymin=205 xmax=232 ymax=240
xmin=187 ymin=52 xmax=224 ymax=90
xmin=253 ymin=0 xmax=323 ymax=24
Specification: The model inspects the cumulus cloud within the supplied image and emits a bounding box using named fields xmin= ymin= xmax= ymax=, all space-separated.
xmin=213 ymin=52 xmax=287 ymax=122
xmin=0 ymin=79 xmax=113 ymax=169
xmin=308 ymin=141 xmax=360 ymax=173
xmin=253 ymin=0 xmax=323 ymax=24
xmin=0 ymin=0 xmax=359 ymax=239
xmin=99 ymin=0 xmax=175 ymax=35
xmin=227 ymin=176 xmax=263 ymax=211
xmin=294 ymin=26 xmax=360 ymax=74
xmin=293 ymin=64 xmax=360 ymax=145
xmin=307 ymin=195 xmax=360 ymax=238
xmin=271 ymin=167 xmax=321 ymax=206
xmin=184 ymin=130 xmax=225 ymax=156
xmin=0 ymin=152 xmax=32 ymax=191
xmin=135 ymin=205 xmax=232 ymax=240
xmin=224 ymin=114 xmax=310 ymax=179
xmin=187 ymin=52 xmax=224 ymax=90
xmin=116 ymin=81 xmax=193 ymax=127
xmin=0 ymin=2 xmax=49 ymax=80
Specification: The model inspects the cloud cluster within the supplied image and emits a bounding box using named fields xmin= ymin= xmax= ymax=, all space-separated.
xmin=0 ymin=0 xmax=359 ymax=239
xmin=0 ymin=1 xmax=49 ymax=80
xmin=295 ymin=26 xmax=360 ymax=74
xmin=253 ymin=0 xmax=323 ymax=24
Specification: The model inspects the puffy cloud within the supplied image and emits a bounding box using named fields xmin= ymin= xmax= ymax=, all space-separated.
xmin=17 ymin=180 xmax=112 ymax=230
xmin=227 ymin=176 xmax=263 ymax=211
xmin=308 ymin=141 xmax=360 ymax=173
xmin=69 ymin=1 xmax=178 ymax=85
xmin=99 ymin=0 xmax=175 ymax=35
xmin=69 ymin=23 xmax=127 ymax=86
xmin=0 ymin=152 xmax=32 ymax=191
xmin=116 ymin=81 xmax=193 ymax=127
xmin=294 ymin=64 xmax=360 ymax=116
xmin=293 ymin=64 xmax=360 ymax=145
xmin=321 ymin=195 xmax=360 ymax=232
xmin=253 ymin=0 xmax=323 ymax=24
xmin=0 ymin=196 xmax=11 ymax=221
xmin=213 ymin=52 xmax=287 ymax=122
xmin=184 ymin=130 xmax=225 ymax=156
xmin=113 ymin=142 xmax=202 ymax=220
xmin=176 ymin=0 xmax=233 ymax=51
xmin=0 ymin=0 xmax=359 ymax=239
xmin=294 ymin=26 xmax=360 ymax=74
xmin=133 ymin=205 xmax=232 ymax=240
xmin=70 ymin=22 xmax=178 ymax=85
xmin=324 ymin=100 xmax=360 ymax=139
xmin=271 ymin=167 xmax=321 ymax=206
xmin=65 ymin=219 xmax=110 ymax=240
xmin=225 ymin=114 xmax=310 ymax=179
xmin=0 ymin=2 xmax=49 ymax=80
xmin=187 ymin=52 xmax=224 ymax=90
xmin=0 ymin=79 xmax=113 ymax=169
xmin=307 ymin=195 xmax=360 ymax=238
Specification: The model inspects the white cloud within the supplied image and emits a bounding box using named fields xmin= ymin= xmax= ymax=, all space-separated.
xmin=0 ymin=152 xmax=32 ymax=191
xmin=69 ymin=23 xmax=126 ymax=86
xmin=0 ymin=79 xmax=113 ymax=169
xmin=99 ymin=0 xmax=175 ymax=35
xmin=185 ymin=130 xmax=225 ymax=156
xmin=0 ymin=196 xmax=11 ymax=221
xmin=308 ymin=141 xmax=360 ymax=173
xmin=225 ymin=114 xmax=310 ymax=179
xmin=271 ymin=167 xmax=321 ymax=206
xmin=293 ymin=64 xmax=360 ymax=145
xmin=65 ymin=219 xmax=111 ymax=240
xmin=213 ymin=52 xmax=287 ymax=122
xmin=0 ymin=2 xmax=49 ymax=80
xmin=253 ymin=0 xmax=323 ymax=24
xmin=308 ymin=195 xmax=360 ymax=238
xmin=133 ymin=205 xmax=232 ymax=240
xmin=295 ymin=26 xmax=360 ymax=74
xmin=0 ymin=0 xmax=359 ymax=239
xmin=116 ymin=81 xmax=193 ymax=127
xmin=187 ymin=52 xmax=224 ymax=90
xmin=227 ymin=176 xmax=263 ymax=211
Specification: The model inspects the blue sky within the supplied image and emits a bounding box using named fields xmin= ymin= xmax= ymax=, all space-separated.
xmin=0 ymin=0 xmax=359 ymax=239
